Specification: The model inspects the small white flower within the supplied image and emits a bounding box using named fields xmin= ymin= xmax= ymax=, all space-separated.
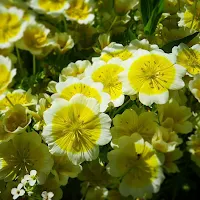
xmin=11 ymin=183 xmax=25 ymax=200
xmin=41 ymin=191 xmax=54 ymax=200
xmin=22 ymin=170 xmax=37 ymax=187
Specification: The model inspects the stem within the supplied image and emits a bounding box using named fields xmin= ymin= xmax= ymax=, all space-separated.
xmin=16 ymin=48 xmax=23 ymax=75
xmin=27 ymin=110 xmax=41 ymax=121
xmin=33 ymin=55 xmax=36 ymax=75
xmin=108 ymin=16 xmax=118 ymax=32
xmin=5 ymin=96 xmax=14 ymax=107
xmin=63 ymin=16 xmax=67 ymax=31
xmin=111 ymin=98 xmax=132 ymax=118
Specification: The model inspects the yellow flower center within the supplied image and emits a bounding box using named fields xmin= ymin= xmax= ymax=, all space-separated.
xmin=102 ymin=49 xmax=133 ymax=62
xmin=38 ymin=0 xmax=67 ymax=11
xmin=177 ymin=48 xmax=200 ymax=75
xmin=0 ymin=12 xmax=21 ymax=43
xmin=184 ymin=9 xmax=200 ymax=30
xmin=0 ymin=93 xmax=28 ymax=109
xmin=65 ymin=0 xmax=90 ymax=20
xmin=52 ymin=103 xmax=101 ymax=154
xmin=60 ymin=83 xmax=102 ymax=103
xmin=128 ymin=54 xmax=176 ymax=95
xmin=23 ymin=26 xmax=47 ymax=48
xmin=92 ymin=64 xmax=124 ymax=100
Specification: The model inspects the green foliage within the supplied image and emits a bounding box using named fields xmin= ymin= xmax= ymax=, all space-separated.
xmin=140 ymin=0 xmax=164 ymax=35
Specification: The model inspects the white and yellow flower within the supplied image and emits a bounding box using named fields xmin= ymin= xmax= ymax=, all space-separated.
xmin=0 ymin=5 xmax=27 ymax=48
xmin=16 ymin=22 xmax=53 ymax=55
xmin=157 ymin=100 xmax=193 ymax=134
xmin=97 ymin=42 xmax=135 ymax=63
xmin=85 ymin=58 xmax=125 ymax=107
xmin=0 ymin=55 xmax=16 ymax=95
xmin=3 ymin=104 xmax=31 ymax=135
xmin=59 ymin=60 xmax=91 ymax=81
xmin=54 ymin=77 xmax=110 ymax=112
xmin=119 ymin=49 xmax=186 ymax=106
xmin=172 ymin=43 xmax=200 ymax=76
xmin=53 ymin=32 xmax=74 ymax=54
xmin=177 ymin=2 xmax=200 ymax=31
xmin=64 ymin=0 xmax=95 ymax=24
xmin=42 ymin=94 xmax=111 ymax=165
xmin=111 ymin=109 xmax=158 ymax=148
xmin=152 ymin=126 xmax=182 ymax=153
xmin=0 ymin=89 xmax=37 ymax=113
xmin=107 ymin=133 xmax=165 ymax=198
xmin=0 ymin=131 xmax=53 ymax=182
xmin=30 ymin=0 xmax=70 ymax=15
xmin=189 ymin=74 xmax=200 ymax=102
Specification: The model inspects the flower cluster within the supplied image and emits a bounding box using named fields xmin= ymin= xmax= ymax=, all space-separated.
xmin=0 ymin=0 xmax=200 ymax=200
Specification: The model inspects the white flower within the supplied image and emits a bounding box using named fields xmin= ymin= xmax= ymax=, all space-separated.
xmin=11 ymin=183 xmax=25 ymax=200
xmin=41 ymin=191 xmax=54 ymax=200
xmin=23 ymin=170 xmax=37 ymax=187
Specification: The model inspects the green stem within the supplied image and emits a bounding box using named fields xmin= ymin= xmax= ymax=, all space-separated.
xmin=33 ymin=55 xmax=36 ymax=75
xmin=111 ymin=98 xmax=132 ymax=118
xmin=16 ymin=48 xmax=23 ymax=75
xmin=63 ymin=16 xmax=67 ymax=31
xmin=108 ymin=16 xmax=118 ymax=32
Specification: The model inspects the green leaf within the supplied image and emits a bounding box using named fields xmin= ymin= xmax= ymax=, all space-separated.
xmin=144 ymin=0 xmax=164 ymax=35
xmin=140 ymin=0 xmax=154 ymax=26
xmin=162 ymin=32 xmax=199 ymax=53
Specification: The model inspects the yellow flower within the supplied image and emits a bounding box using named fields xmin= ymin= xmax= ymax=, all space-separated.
xmin=177 ymin=3 xmax=200 ymax=31
xmin=98 ymin=42 xmax=135 ymax=63
xmin=189 ymin=74 xmax=200 ymax=102
xmin=163 ymin=148 xmax=183 ymax=173
xmin=114 ymin=0 xmax=138 ymax=15
xmin=85 ymin=58 xmax=124 ymax=107
xmin=54 ymin=77 xmax=110 ymax=112
xmin=107 ymin=133 xmax=164 ymax=198
xmin=59 ymin=60 xmax=91 ymax=81
xmin=157 ymin=100 xmax=193 ymax=134
xmin=111 ymin=109 xmax=158 ymax=148
xmin=64 ymin=0 xmax=95 ymax=24
xmin=0 ymin=89 xmax=37 ymax=113
xmin=42 ymin=94 xmax=111 ymax=165
xmin=52 ymin=155 xmax=82 ymax=186
xmin=16 ymin=22 xmax=53 ymax=55
xmin=53 ymin=32 xmax=74 ymax=54
xmin=0 ymin=55 xmax=16 ymax=95
xmin=152 ymin=126 xmax=182 ymax=153
xmin=172 ymin=43 xmax=200 ymax=76
xmin=30 ymin=0 xmax=70 ymax=15
xmin=119 ymin=49 xmax=186 ymax=106
xmin=0 ymin=131 xmax=53 ymax=182
xmin=0 ymin=5 xmax=27 ymax=48
xmin=187 ymin=131 xmax=200 ymax=167
xmin=3 ymin=104 xmax=31 ymax=135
